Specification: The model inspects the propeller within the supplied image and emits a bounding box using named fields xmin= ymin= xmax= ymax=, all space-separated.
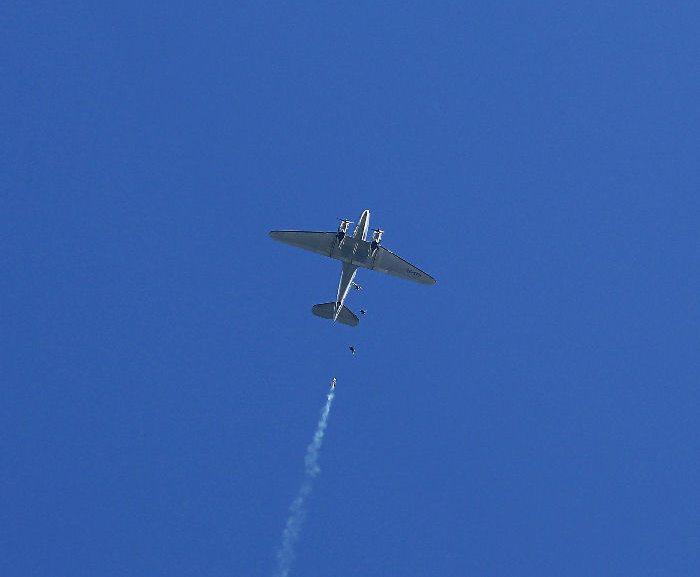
xmin=370 ymin=227 xmax=384 ymax=248
xmin=337 ymin=217 xmax=354 ymax=224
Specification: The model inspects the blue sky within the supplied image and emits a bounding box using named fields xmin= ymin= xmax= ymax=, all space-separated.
xmin=3 ymin=2 xmax=699 ymax=576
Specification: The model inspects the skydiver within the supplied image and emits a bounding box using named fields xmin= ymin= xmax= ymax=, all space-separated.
xmin=359 ymin=309 xmax=366 ymax=315
xmin=331 ymin=377 xmax=337 ymax=388
xmin=349 ymin=346 xmax=355 ymax=355
xmin=351 ymin=282 xmax=362 ymax=291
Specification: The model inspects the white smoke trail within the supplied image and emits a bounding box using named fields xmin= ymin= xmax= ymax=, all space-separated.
xmin=274 ymin=384 xmax=336 ymax=577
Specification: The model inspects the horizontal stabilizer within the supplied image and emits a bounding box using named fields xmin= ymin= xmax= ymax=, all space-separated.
xmin=312 ymin=303 xmax=359 ymax=327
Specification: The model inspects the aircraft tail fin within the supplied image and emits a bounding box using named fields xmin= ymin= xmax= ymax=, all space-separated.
xmin=311 ymin=303 xmax=359 ymax=327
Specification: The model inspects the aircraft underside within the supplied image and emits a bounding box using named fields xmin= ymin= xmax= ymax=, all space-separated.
xmin=270 ymin=209 xmax=435 ymax=327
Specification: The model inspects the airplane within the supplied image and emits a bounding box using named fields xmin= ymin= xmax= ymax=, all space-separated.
xmin=270 ymin=209 xmax=435 ymax=326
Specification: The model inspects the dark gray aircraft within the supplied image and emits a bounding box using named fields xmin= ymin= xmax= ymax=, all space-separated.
xmin=270 ymin=209 xmax=435 ymax=326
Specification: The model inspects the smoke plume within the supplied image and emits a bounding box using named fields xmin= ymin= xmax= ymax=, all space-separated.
xmin=274 ymin=384 xmax=336 ymax=577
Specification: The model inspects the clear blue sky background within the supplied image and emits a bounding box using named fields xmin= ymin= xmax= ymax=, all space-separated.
xmin=3 ymin=2 xmax=699 ymax=576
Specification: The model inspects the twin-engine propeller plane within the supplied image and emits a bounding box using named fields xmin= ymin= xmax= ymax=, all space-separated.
xmin=270 ymin=209 xmax=435 ymax=327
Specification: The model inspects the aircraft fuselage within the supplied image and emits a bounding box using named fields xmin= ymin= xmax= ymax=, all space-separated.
xmin=333 ymin=209 xmax=370 ymax=320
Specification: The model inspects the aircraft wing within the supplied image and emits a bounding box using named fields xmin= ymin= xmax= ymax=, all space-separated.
xmin=270 ymin=230 xmax=436 ymax=285
xmin=362 ymin=245 xmax=436 ymax=285
xmin=269 ymin=231 xmax=336 ymax=257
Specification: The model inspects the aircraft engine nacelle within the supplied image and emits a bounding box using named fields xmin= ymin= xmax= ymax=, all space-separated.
xmin=337 ymin=220 xmax=350 ymax=240
xmin=371 ymin=229 xmax=383 ymax=251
